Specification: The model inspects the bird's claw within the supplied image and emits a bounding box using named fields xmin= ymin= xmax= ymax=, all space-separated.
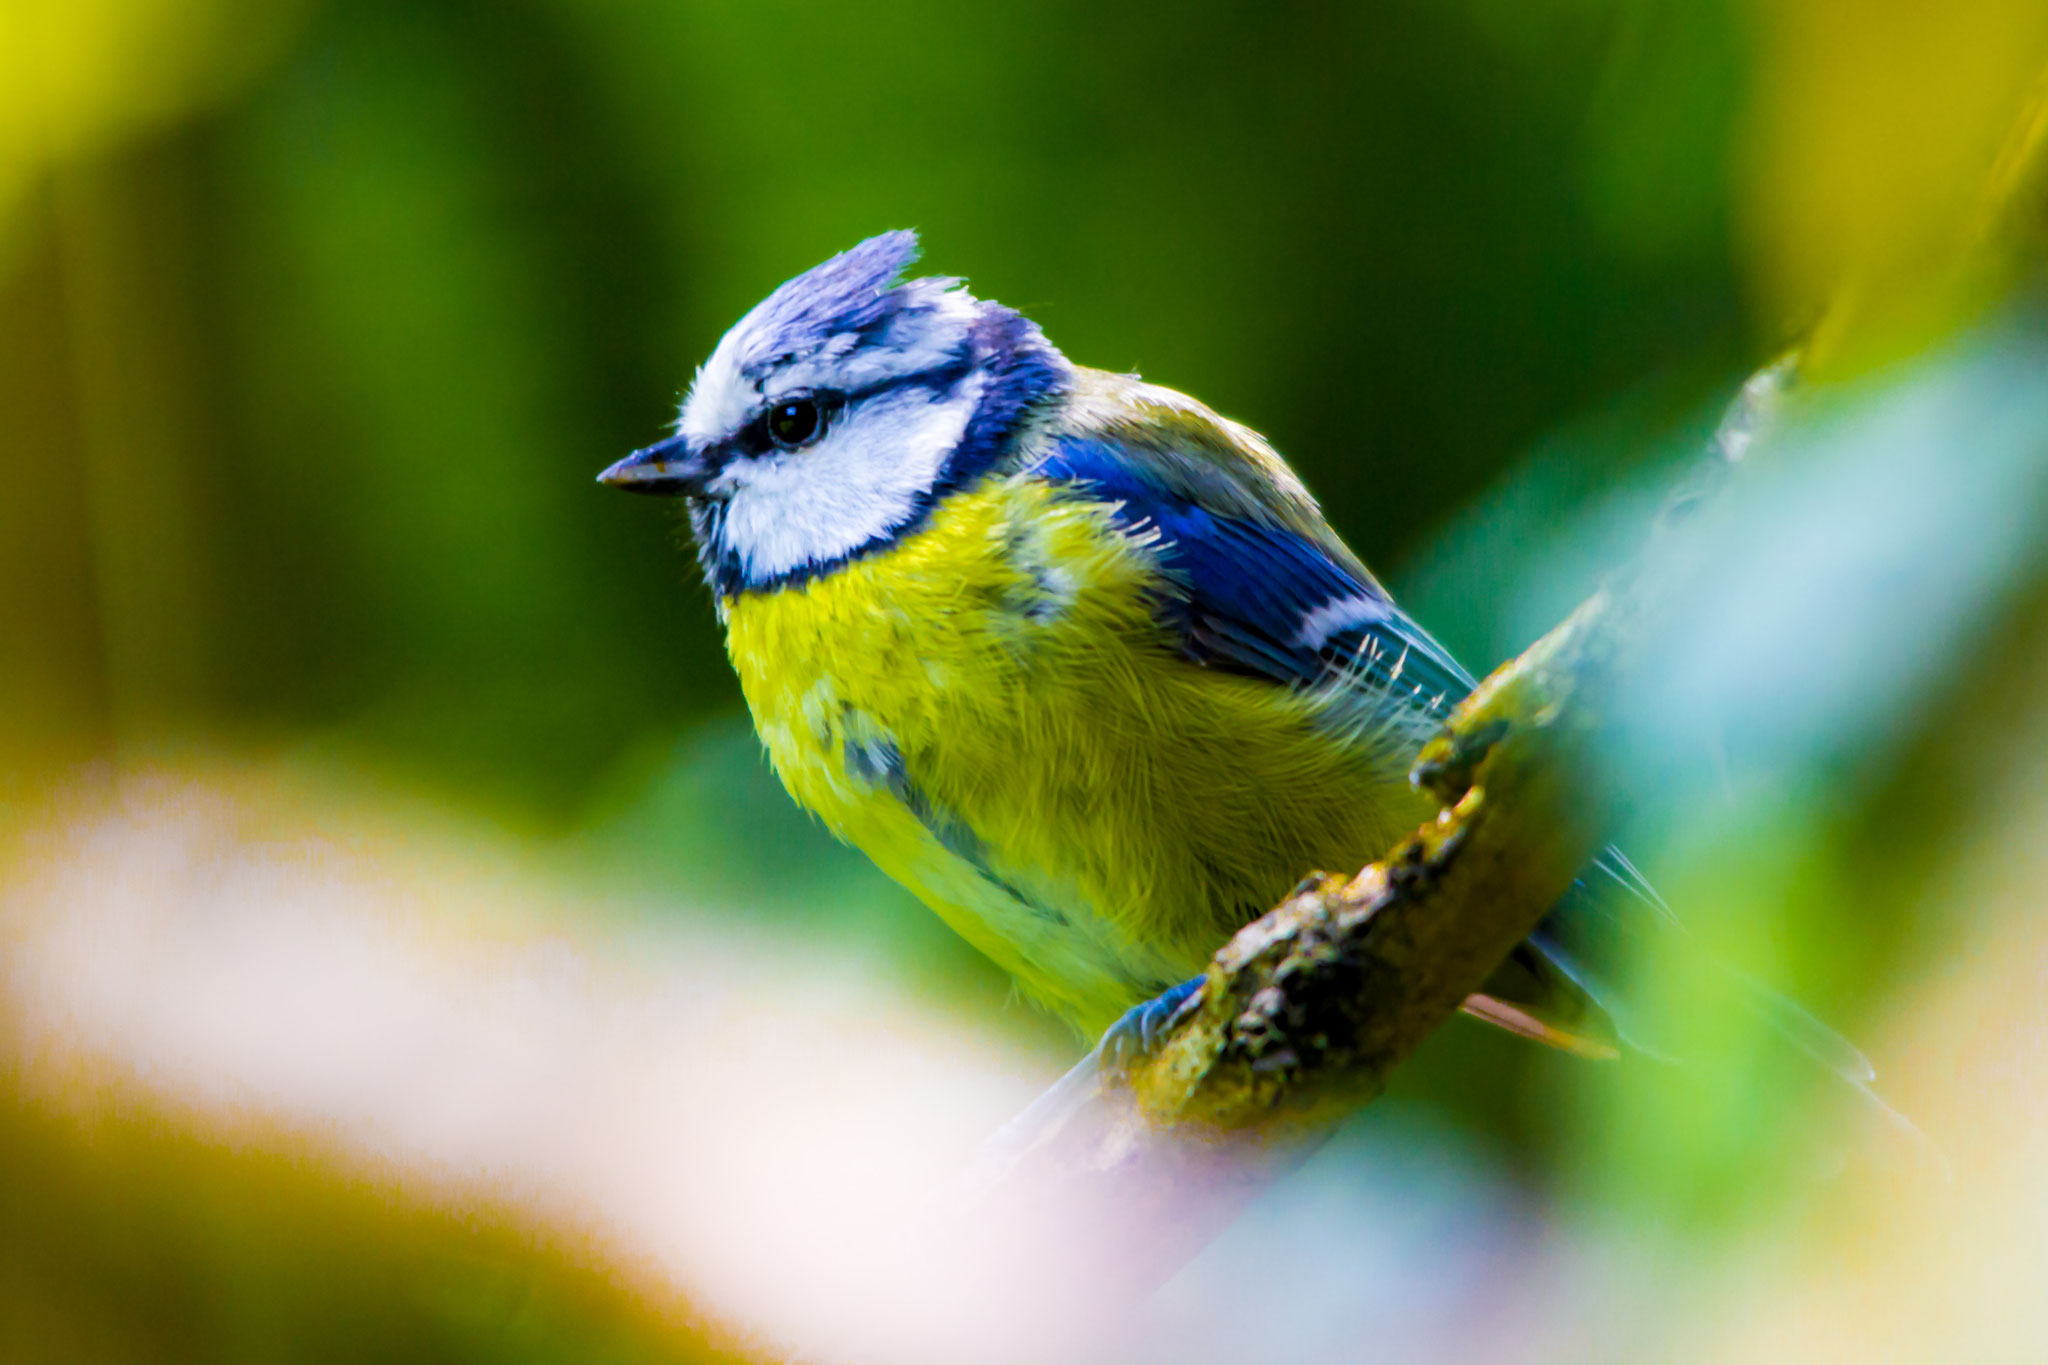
xmin=1096 ymin=976 xmax=1205 ymax=1074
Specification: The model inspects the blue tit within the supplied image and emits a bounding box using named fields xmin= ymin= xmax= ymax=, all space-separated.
xmin=598 ymin=231 xmax=1872 ymax=1085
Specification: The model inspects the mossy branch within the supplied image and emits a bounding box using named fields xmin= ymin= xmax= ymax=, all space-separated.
xmin=1096 ymin=358 xmax=1786 ymax=1137
xmin=950 ymin=560 xmax=1649 ymax=1322
xmin=1111 ymin=355 xmax=1789 ymax=1133
xmin=1123 ymin=582 xmax=1630 ymax=1132
xmin=950 ymin=362 xmax=1790 ymax=1316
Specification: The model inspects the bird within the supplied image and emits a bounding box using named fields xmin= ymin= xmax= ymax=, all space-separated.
xmin=597 ymin=229 xmax=1874 ymax=1088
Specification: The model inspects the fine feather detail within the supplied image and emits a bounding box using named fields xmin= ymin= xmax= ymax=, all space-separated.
xmin=1027 ymin=428 xmax=1473 ymax=708
xmin=712 ymin=374 xmax=985 ymax=583
xmin=665 ymin=236 xmax=1881 ymax=1091
xmin=676 ymin=235 xmax=1068 ymax=594
xmin=1461 ymin=993 xmax=1622 ymax=1061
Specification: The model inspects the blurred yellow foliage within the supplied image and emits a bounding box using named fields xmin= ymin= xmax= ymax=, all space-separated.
xmin=1738 ymin=0 xmax=2048 ymax=365
xmin=0 ymin=0 xmax=307 ymax=231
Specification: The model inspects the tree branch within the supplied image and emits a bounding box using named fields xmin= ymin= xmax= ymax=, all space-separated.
xmin=1126 ymin=582 xmax=1628 ymax=1132
xmin=1120 ymin=354 xmax=1791 ymax=1134
xmin=947 ymin=361 xmax=1791 ymax=1319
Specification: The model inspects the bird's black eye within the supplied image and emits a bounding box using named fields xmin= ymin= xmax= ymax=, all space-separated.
xmin=765 ymin=394 xmax=824 ymax=450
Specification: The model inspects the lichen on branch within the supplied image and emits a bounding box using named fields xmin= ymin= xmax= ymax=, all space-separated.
xmin=1104 ymin=355 xmax=1800 ymax=1135
xmin=1123 ymin=585 xmax=1631 ymax=1132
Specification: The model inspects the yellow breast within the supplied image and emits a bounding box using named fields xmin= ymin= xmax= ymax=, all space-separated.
xmin=722 ymin=476 xmax=1431 ymax=1035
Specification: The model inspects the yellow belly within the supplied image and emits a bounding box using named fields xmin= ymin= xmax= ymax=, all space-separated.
xmin=722 ymin=476 xmax=1432 ymax=1035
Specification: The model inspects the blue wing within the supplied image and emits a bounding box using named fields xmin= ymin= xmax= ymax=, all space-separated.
xmin=1032 ymin=434 xmax=1876 ymax=1080
xmin=1034 ymin=438 xmax=1472 ymax=710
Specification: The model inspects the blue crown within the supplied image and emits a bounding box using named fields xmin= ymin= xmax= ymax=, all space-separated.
xmin=742 ymin=229 xmax=960 ymax=363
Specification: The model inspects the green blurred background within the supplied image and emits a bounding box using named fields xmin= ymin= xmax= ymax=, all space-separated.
xmin=0 ymin=0 xmax=1757 ymax=812
xmin=7 ymin=1 xmax=2048 ymax=1361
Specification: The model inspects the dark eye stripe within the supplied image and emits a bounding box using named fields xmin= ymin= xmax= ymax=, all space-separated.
xmin=731 ymin=358 xmax=975 ymax=458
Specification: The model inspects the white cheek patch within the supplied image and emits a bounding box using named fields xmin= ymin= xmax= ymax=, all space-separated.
xmin=679 ymin=340 xmax=755 ymax=445
xmin=717 ymin=376 xmax=986 ymax=581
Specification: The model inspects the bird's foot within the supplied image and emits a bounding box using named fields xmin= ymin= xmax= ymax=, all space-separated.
xmin=1095 ymin=976 xmax=1206 ymax=1073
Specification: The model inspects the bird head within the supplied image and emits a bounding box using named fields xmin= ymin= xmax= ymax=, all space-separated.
xmin=599 ymin=231 xmax=1068 ymax=593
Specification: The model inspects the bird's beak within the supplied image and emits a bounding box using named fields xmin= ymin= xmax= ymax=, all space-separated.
xmin=596 ymin=434 xmax=712 ymax=496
